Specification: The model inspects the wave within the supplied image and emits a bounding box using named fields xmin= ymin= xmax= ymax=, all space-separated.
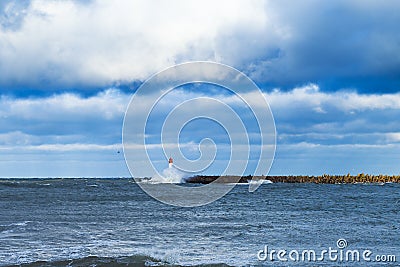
xmin=143 ymin=167 xmax=187 ymax=184
xmin=5 ymin=255 xmax=231 ymax=267
xmin=247 ymin=179 xmax=273 ymax=185
xmin=0 ymin=221 xmax=32 ymax=235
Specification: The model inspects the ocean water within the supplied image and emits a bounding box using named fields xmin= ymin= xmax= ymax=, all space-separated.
xmin=0 ymin=179 xmax=398 ymax=266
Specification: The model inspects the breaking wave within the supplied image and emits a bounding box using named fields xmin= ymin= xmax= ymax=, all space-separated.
xmin=147 ymin=166 xmax=187 ymax=184
xmin=13 ymin=255 xmax=230 ymax=267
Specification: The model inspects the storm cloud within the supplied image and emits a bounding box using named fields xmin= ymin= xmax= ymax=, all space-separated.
xmin=0 ymin=0 xmax=399 ymax=93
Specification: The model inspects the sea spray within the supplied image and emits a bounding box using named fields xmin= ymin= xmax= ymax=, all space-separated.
xmin=149 ymin=166 xmax=187 ymax=183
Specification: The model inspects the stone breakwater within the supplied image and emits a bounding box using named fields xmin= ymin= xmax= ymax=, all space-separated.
xmin=186 ymin=174 xmax=400 ymax=184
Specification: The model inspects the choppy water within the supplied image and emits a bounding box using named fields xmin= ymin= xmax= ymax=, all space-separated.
xmin=0 ymin=179 xmax=399 ymax=266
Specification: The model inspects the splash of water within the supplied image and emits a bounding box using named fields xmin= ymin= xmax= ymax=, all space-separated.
xmin=149 ymin=166 xmax=186 ymax=184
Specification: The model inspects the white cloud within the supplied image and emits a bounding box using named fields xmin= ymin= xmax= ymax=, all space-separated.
xmin=0 ymin=88 xmax=128 ymax=121
xmin=0 ymin=142 xmax=121 ymax=152
xmin=385 ymin=132 xmax=400 ymax=143
xmin=1 ymin=85 xmax=400 ymax=146
xmin=0 ymin=85 xmax=399 ymax=176
xmin=264 ymin=84 xmax=400 ymax=112
xmin=0 ymin=0 xmax=268 ymax=87
xmin=0 ymin=131 xmax=40 ymax=145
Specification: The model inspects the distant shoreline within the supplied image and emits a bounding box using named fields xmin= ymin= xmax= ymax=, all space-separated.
xmin=186 ymin=174 xmax=400 ymax=184
xmin=1 ymin=174 xmax=399 ymax=184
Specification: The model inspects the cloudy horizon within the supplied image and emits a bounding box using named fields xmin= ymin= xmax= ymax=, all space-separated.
xmin=1 ymin=0 xmax=400 ymax=177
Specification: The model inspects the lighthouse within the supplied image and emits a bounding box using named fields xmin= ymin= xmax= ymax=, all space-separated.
xmin=168 ymin=157 xmax=173 ymax=168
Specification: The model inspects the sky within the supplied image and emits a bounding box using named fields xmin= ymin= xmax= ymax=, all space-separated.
xmin=0 ymin=0 xmax=400 ymax=177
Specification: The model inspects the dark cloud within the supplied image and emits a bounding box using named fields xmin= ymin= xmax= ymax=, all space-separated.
xmin=240 ymin=1 xmax=400 ymax=93
xmin=1 ymin=1 xmax=399 ymax=94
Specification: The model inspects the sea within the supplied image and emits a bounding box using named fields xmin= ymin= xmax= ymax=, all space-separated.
xmin=0 ymin=178 xmax=398 ymax=266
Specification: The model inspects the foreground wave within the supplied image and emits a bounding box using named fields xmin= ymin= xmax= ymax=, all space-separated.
xmin=6 ymin=255 xmax=230 ymax=267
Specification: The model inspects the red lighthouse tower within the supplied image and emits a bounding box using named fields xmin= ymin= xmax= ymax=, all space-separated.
xmin=168 ymin=157 xmax=173 ymax=168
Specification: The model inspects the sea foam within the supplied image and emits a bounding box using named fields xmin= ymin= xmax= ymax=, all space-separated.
xmin=149 ymin=166 xmax=186 ymax=184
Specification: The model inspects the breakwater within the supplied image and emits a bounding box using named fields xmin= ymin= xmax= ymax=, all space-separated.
xmin=186 ymin=174 xmax=400 ymax=184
